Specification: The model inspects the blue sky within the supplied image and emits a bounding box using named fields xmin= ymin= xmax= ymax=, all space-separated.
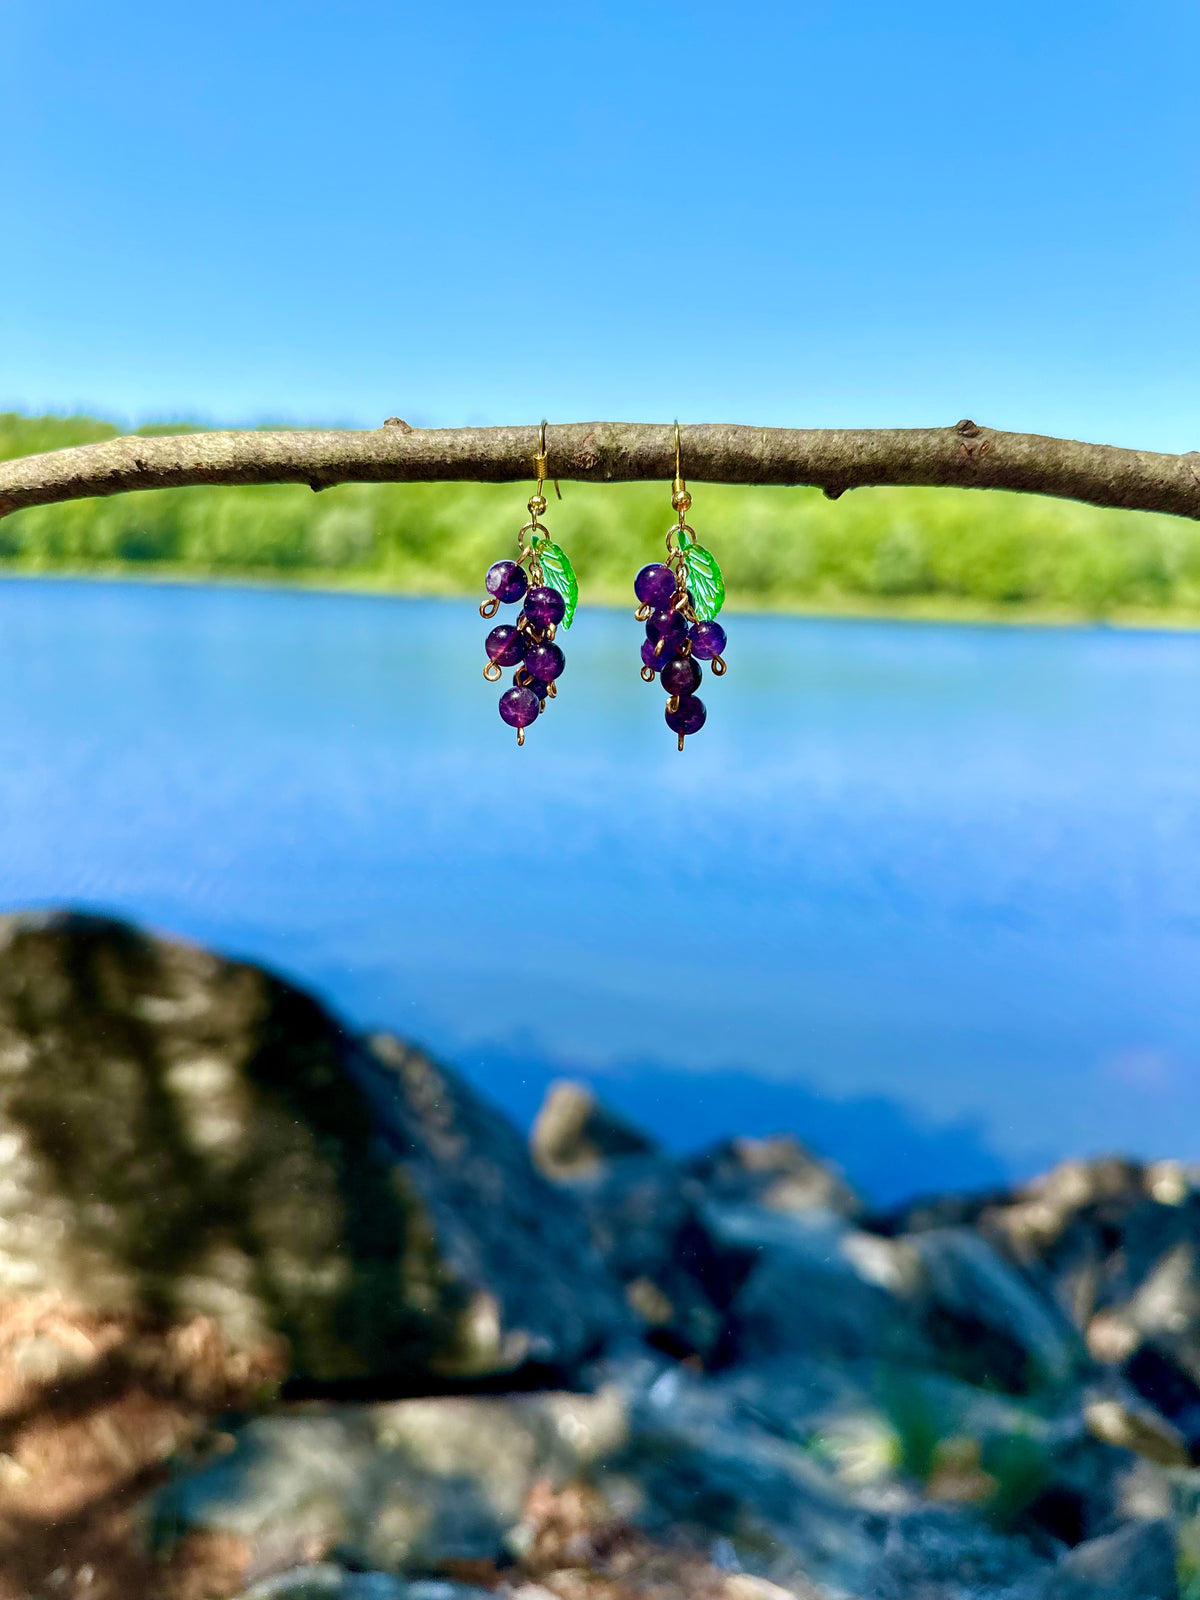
xmin=3 ymin=1 xmax=1197 ymax=448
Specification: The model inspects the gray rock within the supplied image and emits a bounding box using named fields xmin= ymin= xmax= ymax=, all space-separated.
xmin=1040 ymin=1518 xmax=1178 ymax=1600
xmin=711 ymin=1203 xmax=931 ymax=1366
xmin=155 ymin=1387 xmax=632 ymax=1578
xmin=566 ymin=1153 xmax=748 ymax=1361
xmin=531 ymin=1083 xmax=752 ymax=1361
xmin=911 ymin=1228 xmax=1086 ymax=1394
xmin=530 ymin=1080 xmax=656 ymax=1179
xmin=0 ymin=913 xmax=623 ymax=1385
xmin=687 ymin=1135 xmax=864 ymax=1221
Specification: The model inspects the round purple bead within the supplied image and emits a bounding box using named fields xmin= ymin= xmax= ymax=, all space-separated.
xmin=525 ymin=641 xmax=566 ymax=682
xmin=665 ymin=694 xmax=707 ymax=736
xmin=499 ymin=686 xmax=540 ymax=728
xmin=640 ymin=637 xmax=675 ymax=674
xmin=524 ymin=586 xmax=565 ymax=628
xmin=525 ymin=678 xmax=552 ymax=702
xmin=646 ymin=609 xmax=688 ymax=654
xmin=634 ymin=563 xmax=678 ymax=609
xmin=660 ymin=654 xmax=702 ymax=697
xmin=486 ymin=560 xmax=528 ymax=605
xmin=485 ymin=625 xmax=527 ymax=666
xmin=688 ymin=620 xmax=727 ymax=660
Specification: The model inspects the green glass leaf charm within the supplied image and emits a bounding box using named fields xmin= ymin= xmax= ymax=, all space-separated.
xmin=684 ymin=543 xmax=725 ymax=621
xmin=534 ymin=539 xmax=579 ymax=628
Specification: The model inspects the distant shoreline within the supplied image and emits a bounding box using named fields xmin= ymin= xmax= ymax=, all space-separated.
xmin=4 ymin=560 xmax=1200 ymax=633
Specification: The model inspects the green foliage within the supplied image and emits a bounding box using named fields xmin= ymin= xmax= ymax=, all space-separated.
xmin=979 ymin=1430 xmax=1050 ymax=1530
xmin=4 ymin=411 xmax=1200 ymax=621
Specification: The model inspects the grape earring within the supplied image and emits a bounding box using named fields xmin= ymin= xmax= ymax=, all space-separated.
xmin=633 ymin=422 xmax=728 ymax=750
xmin=480 ymin=421 xmax=579 ymax=745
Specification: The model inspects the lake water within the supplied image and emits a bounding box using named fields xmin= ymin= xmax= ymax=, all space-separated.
xmin=3 ymin=576 xmax=1200 ymax=1204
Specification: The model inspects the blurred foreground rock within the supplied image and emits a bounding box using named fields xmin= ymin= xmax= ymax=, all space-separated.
xmin=3 ymin=914 xmax=1200 ymax=1598
xmin=0 ymin=914 xmax=623 ymax=1599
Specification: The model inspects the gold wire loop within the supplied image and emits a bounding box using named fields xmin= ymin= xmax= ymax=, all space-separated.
xmin=640 ymin=665 xmax=656 ymax=683
xmin=712 ymin=654 xmax=727 ymax=676
xmin=480 ymin=596 xmax=500 ymax=618
xmin=483 ymin=661 xmax=502 ymax=681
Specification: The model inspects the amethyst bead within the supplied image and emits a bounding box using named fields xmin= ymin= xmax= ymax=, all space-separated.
xmin=525 ymin=641 xmax=566 ymax=682
xmin=486 ymin=559 xmax=528 ymax=604
xmin=641 ymin=637 xmax=675 ymax=674
xmin=524 ymin=586 xmax=566 ymax=628
xmin=665 ymin=694 xmax=707 ymax=736
xmin=688 ymin=620 xmax=727 ymax=660
xmin=525 ymin=678 xmax=552 ymax=702
xmin=499 ymin=686 xmax=540 ymax=728
xmin=485 ymin=625 xmax=527 ymax=666
xmin=646 ymin=609 xmax=688 ymax=654
xmin=660 ymin=654 xmax=702 ymax=697
xmin=635 ymin=563 xmax=678 ymax=609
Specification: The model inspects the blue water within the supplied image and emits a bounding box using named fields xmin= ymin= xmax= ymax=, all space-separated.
xmin=3 ymin=577 xmax=1200 ymax=1203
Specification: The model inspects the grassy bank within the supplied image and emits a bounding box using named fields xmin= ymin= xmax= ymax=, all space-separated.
xmin=5 ymin=411 xmax=1200 ymax=625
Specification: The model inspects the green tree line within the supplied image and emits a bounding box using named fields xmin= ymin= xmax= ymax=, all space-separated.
xmin=4 ymin=411 xmax=1200 ymax=622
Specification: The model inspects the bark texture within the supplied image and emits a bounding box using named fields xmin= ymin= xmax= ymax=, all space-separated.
xmin=0 ymin=419 xmax=1198 ymax=520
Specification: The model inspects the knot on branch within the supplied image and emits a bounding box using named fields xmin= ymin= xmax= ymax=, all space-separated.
xmin=954 ymin=419 xmax=981 ymax=439
xmin=382 ymin=418 xmax=413 ymax=433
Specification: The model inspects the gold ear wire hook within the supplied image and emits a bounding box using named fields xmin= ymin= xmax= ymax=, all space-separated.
xmin=535 ymin=419 xmax=562 ymax=500
xmin=672 ymin=420 xmax=691 ymax=517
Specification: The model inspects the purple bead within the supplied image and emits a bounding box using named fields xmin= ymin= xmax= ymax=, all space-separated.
xmin=640 ymin=637 xmax=674 ymax=674
xmin=485 ymin=625 xmax=527 ymax=666
xmin=525 ymin=678 xmax=552 ymax=702
xmin=499 ymin=686 xmax=540 ymax=728
xmin=646 ymin=609 xmax=688 ymax=653
xmin=688 ymin=620 xmax=727 ymax=660
xmin=524 ymin=586 xmax=566 ymax=628
xmin=486 ymin=560 xmax=528 ymax=604
xmin=661 ymin=654 xmax=702 ymax=696
xmin=665 ymin=694 xmax=707 ymax=736
xmin=525 ymin=641 xmax=565 ymax=682
xmin=634 ymin=563 xmax=678 ymax=609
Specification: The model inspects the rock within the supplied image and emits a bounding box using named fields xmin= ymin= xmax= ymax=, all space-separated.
xmin=532 ymin=1085 xmax=750 ymax=1362
xmin=910 ymin=1228 xmax=1086 ymax=1394
xmin=0 ymin=914 xmax=626 ymax=1600
xmin=163 ymin=1387 xmax=828 ymax=1600
xmin=569 ymin=1155 xmax=751 ymax=1362
xmin=0 ymin=914 xmax=623 ymax=1385
xmin=708 ymin=1202 xmax=931 ymax=1366
xmin=355 ymin=1037 xmax=626 ymax=1378
xmin=531 ymin=1082 xmax=655 ymax=1180
xmin=1084 ymin=1392 xmax=1190 ymax=1468
xmin=687 ymin=1136 xmax=864 ymax=1221
xmin=155 ymin=1388 xmax=631 ymax=1580
xmin=985 ymin=1158 xmax=1200 ymax=1348
xmin=1040 ymin=1518 xmax=1178 ymax=1599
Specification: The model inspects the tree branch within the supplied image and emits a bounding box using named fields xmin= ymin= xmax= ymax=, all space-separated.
xmin=1 ymin=418 xmax=1198 ymax=521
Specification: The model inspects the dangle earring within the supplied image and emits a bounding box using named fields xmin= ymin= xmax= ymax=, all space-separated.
xmin=633 ymin=422 xmax=728 ymax=750
xmin=480 ymin=421 xmax=579 ymax=745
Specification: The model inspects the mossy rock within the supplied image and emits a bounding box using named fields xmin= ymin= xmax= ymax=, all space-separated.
xmin=0 ymin=912 xmax=624 ymax=1384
